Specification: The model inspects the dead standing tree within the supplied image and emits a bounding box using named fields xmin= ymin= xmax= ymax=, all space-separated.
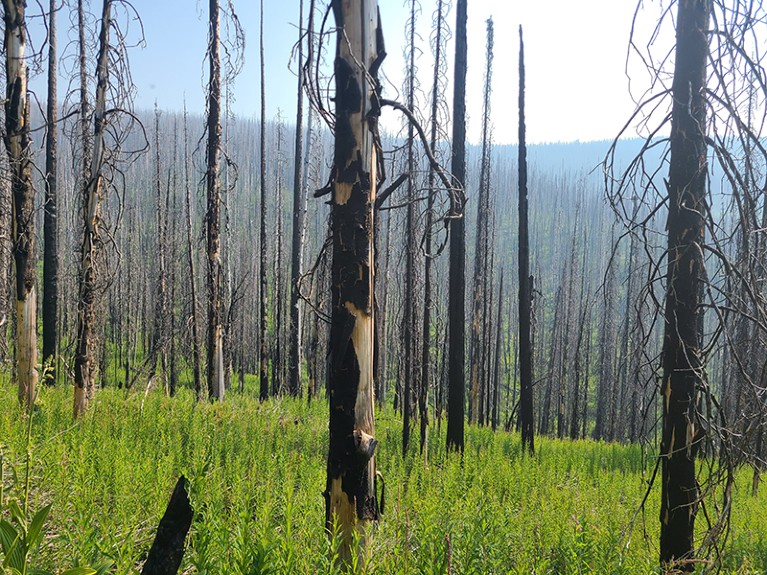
xmin=73 ymin=0 xmax=113 ymax=417
xmin=606 ymin=0 xmax=767 ymax=568
xmin=322 ymin=0 xmax=384 ymax=560
xmin=2 ymin=0 xmax=37 ymax=410
xmin=205 ymin=0 xmax=225 ymax=401
xmin=72 ymin=0 xmax=144 ymax=417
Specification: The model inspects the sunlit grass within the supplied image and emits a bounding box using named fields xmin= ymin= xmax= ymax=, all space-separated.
xmin=0 ymin=375 xmax=765 ymax=574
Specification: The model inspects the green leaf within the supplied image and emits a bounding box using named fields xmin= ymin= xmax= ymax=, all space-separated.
xmin=6 ymin=502 xmax=24 ymax=531
xmin=26 ymin=504 xmax=51 ymax=550
xmin=0 ymin=520 xmax=18 ymax=555
xmin=28 ymin=568 xmax=54 ymax=575
xmin=1 ymin=531 xmax=25 ymax=571
xmin=59 ymin=568 xmax=97 ymax=575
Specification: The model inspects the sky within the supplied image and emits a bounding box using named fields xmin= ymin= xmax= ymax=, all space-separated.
xmin=29 ymin=0 xmax=674 ymax=145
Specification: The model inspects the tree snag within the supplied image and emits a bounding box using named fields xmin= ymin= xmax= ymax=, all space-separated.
xmin=324 ymin=0 xmax=383 ymax=562
xmin=2 ymin=0 xmax=38 ymax=410
xmin=446 ymin=0 xmax=467 ymax=453
xmin=659 ymin=0 xmax=710 ymax=568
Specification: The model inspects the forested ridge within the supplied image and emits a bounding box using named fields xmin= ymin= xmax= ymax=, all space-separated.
xmin=1 ymin=0 xmax=767 ymax=573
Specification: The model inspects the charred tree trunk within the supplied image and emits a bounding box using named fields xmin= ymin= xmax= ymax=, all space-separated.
xmin=288 ymin=0 xmax=306 ymax=398
xmin=469 ymin=17 xmax=494 ymax=426
xmin=183 ymin=107 xmax=203 ymax=400
xmin=258 ymin=0 xmax=270 ymax=402
xmin=73 ymin=0 xmax=111 ymax=418
xmin=446 ymin=0 xmax=467 ymax=453
xmin=323 ymin=0 xmax=382 ymax=561
xmin=420 ymin=0 xmax=447 ymax=455
xmin=42 ymin=0 xmax=59 ymax=385
xmin=517 ymin=27 xmax=534 ymax=454
xmin=2 ymin=0 xmax=38 ymax=409
xmin=206 ymin=0 xmax=225 ymax=401
xmin=402 ymin=0 xmax=418 ymax=457
xmin=659 ymin=0 xmax=710 ymax=568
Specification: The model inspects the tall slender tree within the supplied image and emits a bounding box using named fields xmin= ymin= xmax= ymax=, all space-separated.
xmin=73 ymin=0 xmax=112 ymax=418
xmin=258 ymin=0 xmax=269 ymax=402
xmin=2 ymin=0 xmax=37 ymax=409
xmin=446 ymin=0 xmax=467 ymax=452
xmin=517 ymin=26 xmax=534 ymax=454
xmin=206 ymin=0 xmax=225 ymax=401
xmin=288 ymin=0 xmax=306 ymax=398
xmin=43 ymin=0 xmax=59 ymax=385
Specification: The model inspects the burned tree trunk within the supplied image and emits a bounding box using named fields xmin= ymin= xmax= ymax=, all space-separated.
xmin=205 ymin=0 xmax=225 ymax=401
xmin=288 ymin=0 xmax=305 ymax=398
xmin=659 ymin=0 xmax=710 ymax=568
xmin=518 ymin=27 xmax=534 ymax=454
xmin=324 ymin=0 xmax=382 ymax=561
xmin=183 ymin=107 xmax=203 ymax=400
xmin=73 ymin=0 xmax=111 ymax=418
xmin=2 ymin=0 xmax=38 ymax=409
xmin=446 ymin=0 xmax=467 ymax=453
xmin=42 ymin=0 xmax=59 ymax=385
xmin=258 ymin=0 xmax=269 ymax=402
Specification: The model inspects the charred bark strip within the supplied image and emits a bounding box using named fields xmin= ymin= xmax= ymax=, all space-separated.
xmin=42 ymin=0 xmax=58 ymax=384
xmin=518 ymin=27 xmax=534 ymax=454
xmin=324 ymin=0 xmax=382 ymax=561
xmin=659 ymin=0 xmax=710 ymax=569
xmin=141 ymin=476 xmax=193 ymax=575
xmin=446 ymin=0 xmax=467 ymax=453
xmin=3 ymin=0 xmax=37 ymax=409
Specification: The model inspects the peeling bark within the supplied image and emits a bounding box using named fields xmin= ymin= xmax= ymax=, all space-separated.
xmin=324 ymin=0 xmax=382 ymax=562
xmin=2 ymin=0 xmax=37 ymax=410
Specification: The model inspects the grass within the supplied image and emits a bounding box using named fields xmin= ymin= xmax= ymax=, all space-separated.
xmin=0 ymin=376 xmax=765 ymax=574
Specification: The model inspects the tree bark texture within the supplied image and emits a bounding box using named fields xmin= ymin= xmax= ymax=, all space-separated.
xmin=518 ymin=27 xmax=534 ymax=454
xmin=446 ymin=0 xmax=467 ymax=453
xmin=2 ymin=0 xmax=38 ymax=409
xmin=659 ymin=0 xmax=710 ymax=568
xmin=74 ymin=0 xmax=111 ymax=418
xmin=43 ymin=0 xmax=59 ymax=384
xmin=206 ymin=0 xmax=225 ymax=401
xmin=324 ymin=0 xmax=383 ymax=561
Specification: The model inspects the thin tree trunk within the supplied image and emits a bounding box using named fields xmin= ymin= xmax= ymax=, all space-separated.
xmin=420 ymin=0 xmax=447 ymax=455
xmin=183 ymin=107 xmax=203 ymax=400
xmin=518 ymin=27 xmax=534 ymax=454
xmin=258 ymin=0 xmax=269 ymax=402
xmin=288 ymin=0 xmax=306 ymax=398
xmin=446 ymin=0 xmax=467 ymax=453
xmin=206 ymin=0 xmax=225 ymax=401
xmin=402 ymin=0 xmax=418 ymax=457
xmin=42 ymin=0 xmax=59 ymax=385
xmin=492 ymin=269 xmax=504 ymax=431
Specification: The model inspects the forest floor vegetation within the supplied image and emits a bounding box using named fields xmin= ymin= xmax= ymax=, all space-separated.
xmin=0 ymin=376 xmax=765 ymax=574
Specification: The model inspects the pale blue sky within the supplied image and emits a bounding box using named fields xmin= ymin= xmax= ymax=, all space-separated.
xmin=29 ymin=0 xmax=670 ymax=144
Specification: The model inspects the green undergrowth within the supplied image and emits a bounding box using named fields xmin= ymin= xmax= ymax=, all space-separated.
xmin=0 ymin=379 xmax=765 ymax=574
